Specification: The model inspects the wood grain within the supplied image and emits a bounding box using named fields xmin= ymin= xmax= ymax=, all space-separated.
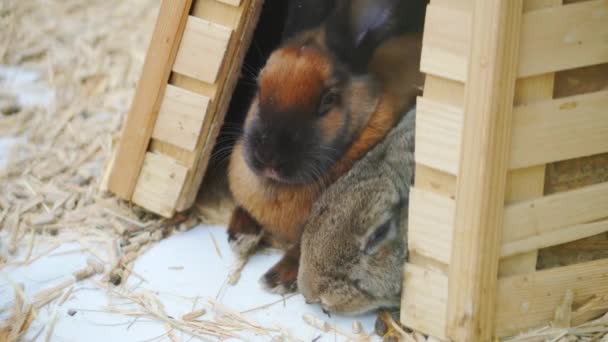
xmin=152 ymin=85 xmax=210 ymax=151
xmin=131 ymin=152 xmax=189 ymax=217
xmin=173 ymin=16 xmax=232 ymax=84
xmin=495 ymin=258 xmax=608 ymax=336
xmin=401 ymin=263 xmax=449 ymax=340
xmin=107 ymin=0 xmax=193 ymax=200
xmin=446 ymin=0 xmax=523 ymax=340
xmin=509 ymin=90 xmax=608 ymax=169
xmin=422 ymin=0 xmax=608 ymax=81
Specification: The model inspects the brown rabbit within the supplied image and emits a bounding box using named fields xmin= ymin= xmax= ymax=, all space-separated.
xmin=228 ymin=0 xmax=426 ymax=293
xmin=298 ymin=108 xmax=415 ymax=315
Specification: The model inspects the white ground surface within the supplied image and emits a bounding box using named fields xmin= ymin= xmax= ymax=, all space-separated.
xmin=0 ymin=66 xmax=379 ymax=341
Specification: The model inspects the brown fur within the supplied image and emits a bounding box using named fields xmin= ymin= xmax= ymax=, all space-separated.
xmin=259 ymin=47 xmax=331 ymax=113
xmin=229 ymin=32 xmax=422 ymax=245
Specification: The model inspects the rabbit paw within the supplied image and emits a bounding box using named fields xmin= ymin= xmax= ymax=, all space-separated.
xmin=260 ymin=245 xmax=300 ymax=294
xmin=227 ymin=206 xmax=263 ymax=256
xmin=229 ymin=232 xmax=263 ymax=257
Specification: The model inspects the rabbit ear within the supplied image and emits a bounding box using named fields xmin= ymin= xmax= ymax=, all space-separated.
xmin=351 ymin=0 xmax=397 ymax=45
xmin=325 ymin=0 xmax=398 ymax=73
xmin=361 ymin=217 xmax=398 ymax=255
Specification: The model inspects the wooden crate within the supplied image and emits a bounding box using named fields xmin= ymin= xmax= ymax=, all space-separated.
xmin=401 ymin=0 xmax=608 ymax=340
xmin=101 ymin=0 xmax=263 ymax=217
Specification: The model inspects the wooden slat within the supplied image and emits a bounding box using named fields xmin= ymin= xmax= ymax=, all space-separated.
xmin=518 ymin=0 xmax=608 ymax=77
xmin=502 ymin=218 xmax=608 ymax=258
xmin=173 ymin=16 xmax=232 ymax=84
xmin=405 ymin=182 xmax=608 ymax=267
xmin=446 ymin=0 xmax=523 ymax=339
xmin=175 ymin=0 xmax=263 ymax=211
xmin=503 ymin=182 xmax=608 ymax=244
xmin=510 ymin=90 xmax=608 ymax=169
xmin=131 ymin=153 xmax=189 ymax=218
xmin=401 ymin=260 xmax=608 ymax=339
xmin=430 ymin=0 xmax=472 ymax=10
xmin=421 ymin=0 xmax=608 ymax=81
xmin=107 ymin=0 xmax=193 ymax=200
xmin=415 ymin=90 xmax=608 ymax=174
xmin=408 ymin=188 xmax=454 ymax=265
xmin=190 ymin=0 xmax=244 ymax=29
xmin=217 ymin=0 xmax=242 ymax=6
xmin=495 ymin=258 xmax=608 ymax=336
xmin=150 ymin=139 xmax=197 ymax=168
xmin=422 ymin=75 xmax=465 ymax=108
xmin=415 ymin=97 xmax=462 ymax=175
xmin=414 ymin=164 xmax=457 ymax=198
xmin=152 ymin=85 xmax=210 ymax=151
xmin=420 ymin=5 xmax=471 ymax=82
xmin=401 ymin=263 xmax=449 ymax=340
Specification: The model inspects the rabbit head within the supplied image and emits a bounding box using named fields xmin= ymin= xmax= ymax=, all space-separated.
xmin=297 ymin=109 xmax=415 ymax=315
xmin=240 ymin=0 xmax=422 ymax=185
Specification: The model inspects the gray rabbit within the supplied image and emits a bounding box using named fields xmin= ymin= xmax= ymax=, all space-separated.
xmin=298 ymin=107 xmax=415 ymax=315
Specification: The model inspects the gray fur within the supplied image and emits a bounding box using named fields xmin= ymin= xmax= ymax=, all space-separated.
xmin=298 ymin=107 xmax=415 ymax=315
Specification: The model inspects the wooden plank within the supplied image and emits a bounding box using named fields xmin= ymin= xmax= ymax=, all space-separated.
xmin=414 ymin=164 xmax=457 ymax=198
xmin=405 ymin=182 xmax=608 ymax=266
xmin=131 ymin=153 xmax=189 ymax=218
xmin=446 ymin=0 xmax=523 ymax=340
xmin=401 ymin=263 xmax=449 ymax=340
xmin=495 ymin=258 xmax=608 ymax=337
xmin=408 ymin=188 xmax=454 ymax=265
xmin=173 ymin=16 xmax=232 ymax=84
xmin=413 ymin=89 xmax=608 ymax=174
xmin=524 ymin=0 xmax=564 ymax=11
xmin=149 ymin=139 xmax=197 ymax=168
xmin=422 ymin=75 xmax=465 ymax=108
xmin=502 ymin=218 xmax=608 ymax=258
xmin=420 ymin=5 xmax=471 ymax=82
xmin=106 ymin=0 xmax=193 ymax=200
xmin=503 ymin=182 xmax=608 ymax=244
xmin=430 ymin=0 xmax=472 ymax=10
xmin=509 ymin=90 xmax=608 ymax=169
xmin=518 ymin=0 xmax=608 ymax=77
xmin=152 ymin=85 xmax=210 ymax=151
xmin=191 ymin=0 xmax=244 ymax=29
xmin=422 ymin=0 xmax=608 ymax=81
xmin=175 ymin=0 xmax=263 ymax=211
xmin=217 ymin=0 xmax=242 ymax=6
xmin=415 ymin=97 xmax=462 ymax=175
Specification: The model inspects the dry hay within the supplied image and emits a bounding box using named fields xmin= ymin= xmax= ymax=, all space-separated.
xmin=0 ymin=0 xmax=606 ymax=341
xmin=0 ymin=0 xmax=242 ymax=340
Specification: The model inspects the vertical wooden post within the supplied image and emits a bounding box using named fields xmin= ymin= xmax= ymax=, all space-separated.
xmin=107 ymin=0 xmax=193 ymax=200
xmin=446 ymin=0 xmax=523 ymax=340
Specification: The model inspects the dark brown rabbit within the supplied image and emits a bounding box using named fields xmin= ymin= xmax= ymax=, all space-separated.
xmin=228 ymin=0 xmax=427 ymax=293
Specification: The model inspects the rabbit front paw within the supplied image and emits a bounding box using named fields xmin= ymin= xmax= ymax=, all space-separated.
xmin=260 ymin=244 xmax=300 ymax=294
xmin=227 ymin=206 xmax=263 ymax=257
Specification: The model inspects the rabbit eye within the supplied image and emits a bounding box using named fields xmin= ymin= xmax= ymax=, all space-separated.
xmin=363 ymin=219 xmax=394 ymax=255
xmin=318 ymin=91 xmax=339 ymax=116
